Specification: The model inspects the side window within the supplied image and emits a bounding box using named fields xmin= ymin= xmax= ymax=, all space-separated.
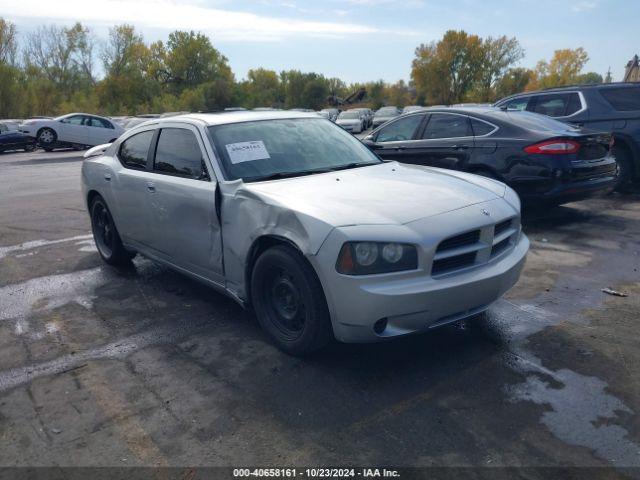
xmin=154 ymin=128 xmax=205 ymax=179
xmin=421 ymin=114 xmax=471 ymax=139
xmin=565 ymin=93 xmax=583 ymax=115
xmin=504 ymin=97 xmax=530 ymax=111
xmin=119 ymin=130 xmax=154 ymax=170
xmin=532 ymin=94 xmax=573 ymax=117
xmin=470 ymin=118 xmax=496 ymax=136
xmin=61 ymin=115 xmax=84 ymax=125
xmin=0 ymin=124 xmax=7 ymax=133
xmin=89 ymin=117 xmax=113 ymax=129
xmin=599 ymin=87 xmax=640 ymax=111
xmin=376 ymin=114 xmax=423 ymax=142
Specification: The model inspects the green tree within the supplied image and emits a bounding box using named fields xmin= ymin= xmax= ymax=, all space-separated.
xmin=527 ymin=48 xmax=589 ymax=89
xmin=493 ymin=67 xmax=533 ymax=99
xmin=0 ymin=18 xmax=18 ymax=65
xmin=164 ymin=31 xmax=234 ymax=94
xmin=243 ymin=68 xmax=282 ymax=108
xmin=575 ymin=71 xmax=603 ymax=85
xmin=476 ymin=36 xmax=524 ymax=101
xmin=412 ymin=30 xmax=484 ymax=105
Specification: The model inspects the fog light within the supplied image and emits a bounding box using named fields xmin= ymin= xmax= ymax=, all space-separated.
xmin=374 ymin=318 xmax=388 ymax=334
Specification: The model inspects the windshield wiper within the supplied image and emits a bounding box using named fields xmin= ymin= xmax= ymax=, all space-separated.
xmin=244 ymin=170 xmax=323 ymax=182
xmin=243 ymin=163 xmax=377 ymax=182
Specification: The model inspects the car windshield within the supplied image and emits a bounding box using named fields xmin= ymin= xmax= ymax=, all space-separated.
xmin=208 ymin=118 xmax=382 ymax=182
xmin=339 ymin=112 xmax=360 ymax=119
xmin=376 ymin=108 xmax=397 ymax=115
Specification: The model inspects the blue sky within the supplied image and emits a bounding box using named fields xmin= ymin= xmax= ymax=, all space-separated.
xmin=1 ymin=0 xmax=637 ymax=83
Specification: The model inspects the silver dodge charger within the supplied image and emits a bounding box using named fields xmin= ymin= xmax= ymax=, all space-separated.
xmin=81 ymin=111 xmax=529 ymax=355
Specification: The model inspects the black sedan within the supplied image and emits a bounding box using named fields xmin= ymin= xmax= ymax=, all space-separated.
xmin=361 ymin=107 xmax=618 ymax=205
xmin=0 ymin=122 xmax=36 ymax=153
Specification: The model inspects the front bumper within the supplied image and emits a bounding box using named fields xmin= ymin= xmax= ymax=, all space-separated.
xmin=310 ymin=200 xmax=528 ymax=343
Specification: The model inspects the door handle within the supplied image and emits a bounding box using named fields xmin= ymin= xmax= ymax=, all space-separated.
xmin=103 ymin=174 xmax=112 ymax=181
xmin=146 ymin=182 xmax=156 ymax=193
xmin=453 ymin=144 xmax=469 ymax=150
xmin=395 ymin=146 xmax=407 ymax=151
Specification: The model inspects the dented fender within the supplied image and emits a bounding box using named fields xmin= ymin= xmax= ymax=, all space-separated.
xmin=219 ymin=181 xmax=335 ymax=301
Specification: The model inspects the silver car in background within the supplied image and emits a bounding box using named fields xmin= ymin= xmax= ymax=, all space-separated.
xmin=372 ymin=106 xmax=401 ymax=128
xmin=336 ymin=110 xmax=365 ymax=133
xmin=81 ymin=111 xmax=528 ymax=355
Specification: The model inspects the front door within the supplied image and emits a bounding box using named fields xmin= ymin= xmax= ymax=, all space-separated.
xmin=58 ymin=115 xmax=89 ymax=145
xmin=404 ymin=113 xmax=474 ymax=170
xmin=364 ymin=113 xmax=426 ymax=163
xmin=145 ymin=125 xmax=223 ymax=284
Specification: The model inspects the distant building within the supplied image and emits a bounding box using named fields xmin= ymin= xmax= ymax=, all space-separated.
xmin=623 ymin=54 xmax=640 ymax=82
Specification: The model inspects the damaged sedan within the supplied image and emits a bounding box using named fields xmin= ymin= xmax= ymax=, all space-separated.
xmin=81 ymin=111 xmax=529 ymax=355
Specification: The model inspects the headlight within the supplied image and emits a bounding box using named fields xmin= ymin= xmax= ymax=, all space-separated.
xmin=336 ymin=242 xmax=418 ymax=275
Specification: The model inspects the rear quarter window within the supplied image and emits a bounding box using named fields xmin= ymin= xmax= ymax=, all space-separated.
xmin=599 ymin=87 xmax=640 ymax=111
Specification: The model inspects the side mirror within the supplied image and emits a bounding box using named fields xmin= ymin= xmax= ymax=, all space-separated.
xmin=361 ymin=135 xmax=377 ymax=148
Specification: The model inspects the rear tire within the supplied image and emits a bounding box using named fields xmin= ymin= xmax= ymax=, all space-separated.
xmin=90 ymin=195 xmax=135 ymax=266
xmin=24 ymin=142 xmax=36 ymax=152
xmin=251 ymin=245 xmax=333 ymax=356
xmin=613 ymin=145 xmax=635 ymax=192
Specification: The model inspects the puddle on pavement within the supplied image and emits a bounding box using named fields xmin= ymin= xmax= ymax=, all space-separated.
xmin=488 ymin=300 xmax=640 ymax=467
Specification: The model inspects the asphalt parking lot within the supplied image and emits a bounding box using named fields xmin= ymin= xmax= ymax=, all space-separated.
xmin=0 ymin=149 xmax=639 ymax=476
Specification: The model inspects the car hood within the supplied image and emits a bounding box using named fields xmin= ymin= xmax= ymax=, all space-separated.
xmin=233 ymin=162 xmax=506 ymax=227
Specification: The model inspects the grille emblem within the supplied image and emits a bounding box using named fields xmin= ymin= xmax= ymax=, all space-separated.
xmin=481 ymin=209 xmax=491 ymax=216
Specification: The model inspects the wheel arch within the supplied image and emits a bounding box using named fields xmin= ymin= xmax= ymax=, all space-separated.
xmin=243 ymin=235 xmax=308 ymax=308
xmin=612 ymin=133 xmax=639 ymax=178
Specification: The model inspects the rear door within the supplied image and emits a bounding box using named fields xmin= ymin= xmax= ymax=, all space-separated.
xmin=112 ymin=128 xmax=157 ymax=247
xmin=87 ymin=116 xmax=118 ymax=145
xmin=146 ymin=125 xmax=223 ymax=283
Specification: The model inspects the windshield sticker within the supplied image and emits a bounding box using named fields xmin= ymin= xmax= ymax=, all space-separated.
xmin=226 ymin=140 xmax=271 ymax=164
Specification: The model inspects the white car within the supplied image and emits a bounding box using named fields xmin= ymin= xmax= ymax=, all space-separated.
xmin=20 ymin=113 xmax=125 ymax=151
xmin=336 ymin=110 xmax=365 ymax=133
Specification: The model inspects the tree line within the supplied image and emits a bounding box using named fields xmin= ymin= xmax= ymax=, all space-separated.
xmin=0 ymin=18 xmax=606 ymax=118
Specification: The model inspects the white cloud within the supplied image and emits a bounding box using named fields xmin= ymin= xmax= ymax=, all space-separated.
xmin=0 ymin=0 xmax=381 ymax=41
xmin=571 ymin=1 xmax=597 ymax=12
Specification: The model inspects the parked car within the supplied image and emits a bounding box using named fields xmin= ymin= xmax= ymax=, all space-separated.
xmin=20 ymin=113 xmax=125 ymax=151
xmin=372 ymin=106 xmax=401 ymax=128
xmin=362 ymin=106 xmax=618 ymax=205
xmin=224 ymin=107 xmax=247 ymax=112
xmin=82 ymin=111 xmax=528 ymax=355
xmin=336 ymin=110 xmax=365 ymax=133
xmin=123 ymin=117 xmax=152 ymax=130
xmin=319 ymin=108 xmax=339 ymax=122
xmin=494 ymin=83 xmax=640 ymax=189
xmin=402 ymin=105 xmax=426 ymax=114
xmin=0 ymin=121 xmax=36 ymax=152
xmin=348 ymin=108 xmax=373 ymax=128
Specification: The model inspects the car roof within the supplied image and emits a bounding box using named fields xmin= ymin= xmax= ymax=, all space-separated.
xmin=142 ymin=110 xmax=321 ymax=127
xmin=497 ymin=82 xmax=638 ymax=103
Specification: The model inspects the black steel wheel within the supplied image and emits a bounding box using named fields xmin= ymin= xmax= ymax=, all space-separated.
xmin=251 ymin=245 xmax=332 ymax=355
xmin=90 ymin=196 xmax=134 ymax=265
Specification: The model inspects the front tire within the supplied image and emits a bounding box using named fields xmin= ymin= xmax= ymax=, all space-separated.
xmin=90 ymin=196 xmax=134 ymax=266
xmin=251 ymin=245 xmax=333 ymax=355
xmin=37 ymin=128 xmax=57 ymax=150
